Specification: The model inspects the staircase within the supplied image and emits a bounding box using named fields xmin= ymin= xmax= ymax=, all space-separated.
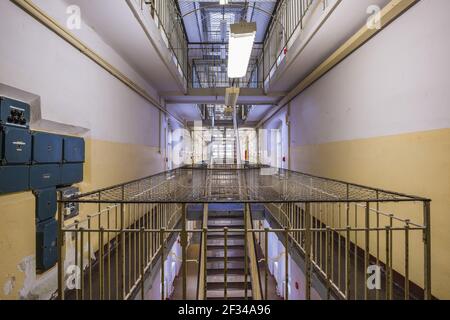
xmin=205 ymin=210 xmax=252 ymax=299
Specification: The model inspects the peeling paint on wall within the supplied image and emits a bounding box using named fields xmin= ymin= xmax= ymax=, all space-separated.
xmin=3 ymin=276 xmax=16 ymax=296
xmin=17 ymin=255 xmax=57 ymax=300
xmin=16 ymin=233 xmax=78 ymax=300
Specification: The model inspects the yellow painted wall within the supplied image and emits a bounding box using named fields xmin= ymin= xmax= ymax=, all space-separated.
xmin=291 ymin=128 xmax=450 ymax=299
xmin=0 ymin=138 xmax=164 ymax=300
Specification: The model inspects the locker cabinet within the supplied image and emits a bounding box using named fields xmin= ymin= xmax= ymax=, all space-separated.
xmin=30 ymin=164 xmax=61 ymax=189
xmin=63 ymin=136 xmax=85 ymax=163
xmin=34 ymin=188 xmax=57 ymax=222
xmin=0 ymin=126 xmax=32 ymax=164
xmin=36 ymin=218 xmax=57 ymax=271
xmin=0 ymin=97 xmax=30 ymax=128
xmin=32 ymin=132 xmax=63 ymax=164
xmin=0 ymin=166 xmax=29 ymax=194
xmin=60 ymin=163 xmax=84 ymax=186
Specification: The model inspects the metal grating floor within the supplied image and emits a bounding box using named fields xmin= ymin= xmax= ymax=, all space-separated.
xmin=65 ymin=166 xmax=428 ymax=204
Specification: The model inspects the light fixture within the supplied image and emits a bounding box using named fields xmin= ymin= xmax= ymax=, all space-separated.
xmin=225 ymin=87 xmax=240 ymax=107
xmin=228 ymin=22 xmax=257 ymax=78
xmin=219 ymin=0 xmax=229 ymax=5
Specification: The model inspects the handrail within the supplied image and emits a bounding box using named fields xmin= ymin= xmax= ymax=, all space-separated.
xmin=245 ymin=203 xmax=263 ymax=300
xmin=143 ymin=0 xmax=188 ymax=84
xmin=261 ymin=0 xmax=320 ymax=84
xmin=197 ymin=204 xmax=208 ymax=300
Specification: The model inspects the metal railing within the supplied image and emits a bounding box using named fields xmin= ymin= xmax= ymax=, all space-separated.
xmin=143 ymin=0 xmax=189 ymax=85
xmin=264 ymin=201 xmax=430 ymax=300
xmin=260 ymin=0 xmax=324 ymax=85
xmin=142 ymin=0 xmax=327 ymax=89
xmin=57 ymin=167 xmax=431 ymax=300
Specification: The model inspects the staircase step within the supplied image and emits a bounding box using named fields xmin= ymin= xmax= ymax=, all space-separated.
xmin=207 ymin=269 xmax=246 ymax=276
xmin=207 ymin=239 xmax=245 ymax=246
xmin=207 ymin=256 xmax=247 ymax=263
xmin=207 ymin=282 xmax=251 ymax=290
xmin=207 ymin=261 xmax=245 ymax=270
xmin=208 ymin=219 xmax=244 ymax=228
xmin=207 ymin=289 xmax=252 ymax=299
xmin=207 ymin=233 xmax=244 ymax=239
xmin=207 ymin=274 xmax=249 ymax=283
xmin=208 ymin=213 xmax=245 ymax=219
xmin=207 ymin=248 xmax=245 ymax=258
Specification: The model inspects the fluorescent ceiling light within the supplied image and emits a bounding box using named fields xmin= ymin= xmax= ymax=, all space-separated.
xmin=219 ymin=0 xmax=229 ymax=5
xmin=228 ymin=22 xmax=257 ymax=79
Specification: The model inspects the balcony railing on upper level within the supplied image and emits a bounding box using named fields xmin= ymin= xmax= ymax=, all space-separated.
xmin=260 ymin=0 xmax=329 ymax=87
xmin=144 ymin=0 xmax=328 ymax=91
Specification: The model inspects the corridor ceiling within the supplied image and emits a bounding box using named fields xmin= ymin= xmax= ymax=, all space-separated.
xmin=177 ymin=0 xmax=278 ymax=43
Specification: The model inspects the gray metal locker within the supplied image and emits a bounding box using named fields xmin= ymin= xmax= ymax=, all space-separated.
xmin=0 ymin=126 xmax=32 ymax=165
xmin=29 ymin=164 xmax=61 ymax=189
xmin=0 ymin=166 xmax=29 ymax=194
xmin=60 ymin=163 xmax=84 ymax=186
xmin=34 ymin=188 xmax=57 ymax=222
xmin=63 ymin=136 xmax=85 ymax=163
xmin=36 ymin=218 xmax=57 ymax=271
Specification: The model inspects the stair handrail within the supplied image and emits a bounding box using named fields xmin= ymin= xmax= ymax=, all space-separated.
xmin=197 ymin=204 xmax=208 ymax=300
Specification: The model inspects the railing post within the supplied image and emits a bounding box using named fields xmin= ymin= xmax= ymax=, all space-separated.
xmin=181 ymin=203 xmax=187 ymax=300
xmin=284 ymin=226 xmax=289 ymax=300
xmin=140 ymin=227 xmax=145 ymax=300
xmin=203 ymin=227 xmax=207 ymax=299
xmin=80 ymin=227 xmax=85 ymax=300
xmin=74 ymin=221 xmax=79 ymax=300
xmin=224 ymin=227 xmax=228 ymax=300
xmin=326 ymin=226 xmax=332 ymax=300
xmin=364 ymin=202 xmax=370 ymax=300
xmin=345 ymin=226 xmax=351 ymax=300
xmin=120 ymin=203 xmax=126 ymax=300
xmin=423 ymin=201 xmax=432 ymax=300
xmin=385 ymin=226 xmax=391 ymax=300
xmin=244 ymin=203 xmax=249 ymax=300
xmin=99 ymin=227 xmax=104 ymax=300
xmin=160 ymin=227 xmax=165 ymax=300
xmin=405 ymin=220 xmax=410 ymax=300
xmin=264 ymin=227 xmax=269 ymax=300
xmin=305 ymin=202 xmax=311 ymax=300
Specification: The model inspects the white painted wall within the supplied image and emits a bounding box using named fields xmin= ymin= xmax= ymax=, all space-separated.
xmin=268 ymin=0 xmax=390 ymax=92
xmin=289 ymin=0 xmax=450 ymax=147
xmin=260 ymin=108 xmax=289 ymax=168
xmin=146 ymin=237 xmax=182 ymax=300
xmin=0 ymin=0 xmax=174 ymax=147
xmin=262 ymin=220 xmax=321 ymax=300
xmin=33 ymin=0 xmax=160 ymax=98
